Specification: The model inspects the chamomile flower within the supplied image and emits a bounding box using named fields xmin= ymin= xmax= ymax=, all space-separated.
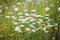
xmin=11 ymin=16 xmax=16 ymax=20
xmin=20 ymin=25 xmax=24 ymax=27
xmin=44 ymin=31 xmax=49 ymax=33
xmin=17 ymin=2 xmax=21 ymax=5
xmin=14 ymin=7 xmax=19 ymax=11
xmin=6 ymin=16 xmax=10 ymax=18
xmin=18 ymin=13 xmax=23 ymax=15
xmin=45 ymin=14 xmax=49 ymax=16
xmin=0 ymin=9 xmax=2 ymax=13
xmin=45 ymin=7 xmax=50 ymax=11
xmin=5 ymin=7 xmax=9 ymax=9
xmin=14 ymin=26 xmax=21 ymax=32
xmin=26 ymin=28 xmax=31 ymax=31
xmin=26 ymin=0 xmax=31 ymax=2
xmin=25 ymin=13 xmax=30 ymax=16
xmin=58 ymin=7 xmax=60 ymax=11
xmin=13 ymin=22 xmax=18 ymax=25
xmin=32 ymin=29 xmax=36 ymax=32
xmin=8 ymin=12 xmax=13 ymax=14
xmin=0 ymin=5 xmax=2 ymax=8
xmin=42 ymin=28 xmax=46 ymax=31
xmin=31 ymin=10 xmax=36 ymax=12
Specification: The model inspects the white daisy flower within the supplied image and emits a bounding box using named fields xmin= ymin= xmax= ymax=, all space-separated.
xmin=37 ymin=21 xmax=41 ymax=24
xmin=5 ymin=7 xmax=9 ymax=9
xmin=12 ymin=5 xmax=16 ymax=8
xmin=19 ymin=16 xmax=23 ymax=18
xmin=17 ymin=2 xmax=21 ymax=5
xmin=0 ymin=5 xmax=2 ymax=8
xmin=36 ymin=15 xmax=41 ymax=17
xmin=39 ymin=27 xmax=42 ymax=29
xmin=32 ymin=29 xmax=36 ymax=32
xmin=45 ymin=17 xmax=49 ymax=19
xmin=45 ymin=7 xmax=50 ymax=11
xmin=45 ymin=31 xmax=49 ymax=33
xmin=29 ymin=24 xmax=34 ymax=27
xmin=39 ymin=19 xmax=43 ymax=22
xmin=26 ymin=28 xmax=30 ymax=31
xmin=18 ymin=13 xmax=23 ymax=15
xmin=8 ymin=12 xmax=13 ymax=14
xmin=55 ymin=23 xmax=58 ymax=26
xmin=32 ymin=22 xmax=36 ymax=24
xmin=15 ymin=26 xmax=21 ymax=32
xmin=48 ymin=19 xmax=52 ymax=21
xmin=14 ymin=7 xmax=19 ymax=11
xmin=13 ymin=22 xmax=18 ymax=25
xmin=6 ymin=16 xmax=10 ymax=18
xmin=58 ymin=7 xmax=60 ymax=11
xmin=11 ymin=16 xmax=16 ymax=20
xmin=20 ymin=25 xmax=24 ymax=27
xmin=0 ymin=9 xmax=2 ymax=13
xmin=26 ymin=0 xmax=31 ymax=2
xmin=50 ymin=4 xmax=53 ymax=7
xmin=45 ymin=14 xmax=49 ymax=16
xmin=31 ymin=10 xmax=36 ymax=12
xmin=25 ymin=13 xmax=30 ymax=16
xmin=42 ymin=28 xmax=46 ymax=31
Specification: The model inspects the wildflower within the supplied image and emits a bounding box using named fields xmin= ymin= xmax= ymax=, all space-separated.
xmin=20 ymin=25 xmax=24 ymax=27
xmin=45 ymin=7 xmax=50 ymax=11
xmin=0 ymin=9 xmax=2 ymax=13
xmin=45 ymin=17 xmax=49 ymax=19
xmin=29 ymin=24 xmax=34 ymax=27
xmin=31 ymin=10 xmax=36 ymax=12
xmin=5 ymin=7 xmax=9 ymax=9
xmin=42 ymin=28 xmax=46 ymax=31
xmin=11 ymin=16 xmax=16 ymax=20
xmin=26 ymin=0 xmax=31 ymax=2
xmin=13 ymin=22 xmax=18 ymax=25
xmin=12 ymin=5 xmax=16 ymax=8
xmin=26 ymin=28 xmax=30 ymax=31
xmin=14 ymin=26 xmax=21 ymax=32
xmin=32 ymin=22 xmax=36 ymax=24
xmin=36 ymin=15 xmax=41 ymax=17
xmin=6 ymin=16 xmax=10 ymax=18
xmin=0 ymin=5 xmax=2 ymax=8
xmin=25 ymin=13 xmax=30 ymax=16
xmin=45 ymin=31 xmax=49 ymax=33
xmin=17 ymin=2 xmax=21 ymax=5
xmin=32 ymin=29 xmax=36 ymax=32
xmin=14 ymin=7 xmax=19 ymax=11
xmin=58 ymin=7 xmax=60 ymax=11
xmin=45 ymin=14 xmax=49 ymax=16
xmin=8 ymin=12 xmax=13 ymax=14
xmin=50 ymin=4 xmax=53 ymax=7
xmin=39 ymin=19 xmax=43 ymax=22
xmin=18 ymin=13 xmax=23 ymax=15
xmin=19 ymin=16 xmax=23 ymax=18
xmin=31 ymin=14 xmax=37 ymax=17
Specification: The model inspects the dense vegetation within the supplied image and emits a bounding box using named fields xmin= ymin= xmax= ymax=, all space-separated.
xmin=0 ymin=0 xmax=60 ymax=40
